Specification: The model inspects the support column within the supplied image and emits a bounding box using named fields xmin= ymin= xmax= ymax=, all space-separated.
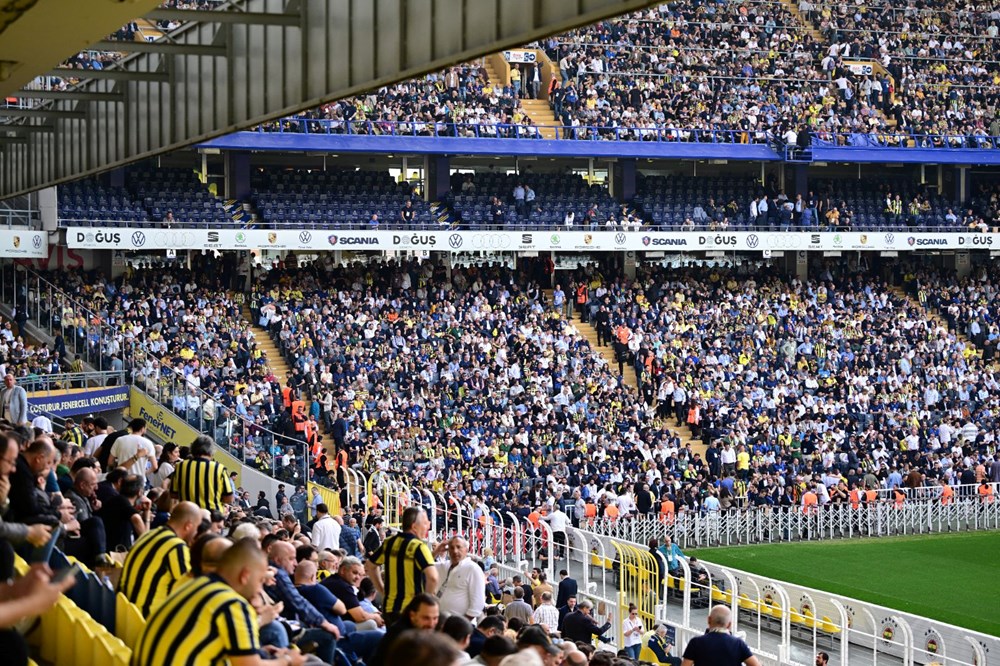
xmin=954 ymin=166 xmax=969 ymax=205
xmin=611 ymin=158 xmax=636 ymax=203
xmin=794 ymin=164 xmax=808 ymax=197
xmin=38 ymin=187 xmax=58 ymax=231
xmin=224 ymin=152 xmax=252 ymax=201
xmin=423 ymin=155 xmax=451 ymax=202
xmin=785 ymin=251 xmax=808 ymax=281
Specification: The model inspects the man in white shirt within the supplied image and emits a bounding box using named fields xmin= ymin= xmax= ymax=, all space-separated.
xmin=83 ymin=417 xmax=110 ymax=456
xmin=532 ymin=591 xmax=560 ymax=634
xmin=434 ymin=537 xmax=486 ymax=621
xmin=541 ymin=504 xmax=570 ymax=558
xmin=108 ymin=418 xmax=158 ymax=478
xmin=310 ymin=503 xmax=342 ymax=551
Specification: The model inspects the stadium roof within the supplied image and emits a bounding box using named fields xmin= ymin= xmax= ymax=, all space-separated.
xmin=0 ymin=0 xmax=661 ymax=201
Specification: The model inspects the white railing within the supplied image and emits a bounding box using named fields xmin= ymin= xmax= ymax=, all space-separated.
xmin=437 ymin=500 xmax=999 ymax=666
xmin=586 ymin=488 xmax=999 ymax=548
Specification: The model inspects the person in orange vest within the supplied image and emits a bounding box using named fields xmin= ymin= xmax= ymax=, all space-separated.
xmin=604 ymin=501 xmax=620 ymax=521
xmin=978 ymin=480 xmax=995 ymax=504
xmin=291 ymin=399 xmax=307 ymax=433
xmin=892 ymin=487 xmax=906 ymax=509
xmin=584 ymin=499 xmax=597 ymax=525
xmin=281 ymin=385 xmax=293 ymax=409
xmin=940 ymin=481 xmax=954 ymax=506
xmin=801 ymin=486 xmax=818 ymax=514
xmin=575 ymin=283 xmax=588 ymax=321
xmin=527 ymin=507 xmax=541 ymax=529
xmin=864 ymin=488 xmax=878 ymax=504
xmin=849 ymin=485 xmax=861 ymax=510
xmin=658 ymin=496 xmax=675 ymax=524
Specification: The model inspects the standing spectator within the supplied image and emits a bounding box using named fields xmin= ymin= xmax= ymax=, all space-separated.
xmin=434 ymin=536 xmax=486 ymax=621
xmin=681 ymin=605 xmax=760 ymax=666
xmin=310 ymin=503 xmax=341 ymax=552
xmin=561 ymin=598 xmax=611 ymax=645
xmin=532 ymin=591 xmax=560 ymax=634
xmin=0 ymin=375 xmax=28 ymax=426
xmin=108 ymin=418 xmax=158 ymax=478
xmin=131 ymin=539 xmax=301 ymax=666
xmin=364 ymin=506 xmax=438 ymax=622
xmin=339 ymin=516 xmax=363 ymax=557
xmin=555 ymin=570 xmax=577 ymax=609
xmin=623 ymin=604 xmax=644 ymax=660
xmin=117 ymin=501 xmax=202 ymax=617
xmin=170 ymin=435 xmax=234 ymax=512
xmin=503 ymin=587 xmax=534 ymax=625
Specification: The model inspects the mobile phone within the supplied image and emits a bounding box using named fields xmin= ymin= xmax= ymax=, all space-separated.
xmin=52 ymin=563 xmax=81 ymax=584
xmin=28 ymin=525 xmax=62 ymax=565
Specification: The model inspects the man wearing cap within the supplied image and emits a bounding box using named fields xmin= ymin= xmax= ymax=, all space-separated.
xmin=517 ymin=625 xmax=562 ymax=665
xmin=562 ymin=598 xmax=612 ymax=645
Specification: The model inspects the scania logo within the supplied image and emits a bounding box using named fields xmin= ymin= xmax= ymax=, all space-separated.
xmin=328 ymin=235 xmax=339 ymax=245
xmin=746 ymin=234 xmax=760 ymax=249
xmin=907 ymin=236 xmax=916 ymax=246
xmin=448 ymin=234 xmax=463 ymax=249
xmin=642 ymin=236 xmax=651 ymax=246
xmin=131 ymin=231 xmax=146 ymax=247
xmin=31 ymin=235 xmax=41 ymax=249
xmin=298 ymin=231 xmax=312 ymax=244
xmin=884 ymin=233 xmax=895 ymax=245
xmin=614 ymin=232 xmax=626 ymax=245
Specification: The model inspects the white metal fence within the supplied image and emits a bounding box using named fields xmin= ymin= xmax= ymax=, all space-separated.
xmin=587 ymin=492 xmax=1000 ymax=548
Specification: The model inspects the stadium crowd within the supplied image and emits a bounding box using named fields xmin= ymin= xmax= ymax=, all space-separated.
xmin=268 ymin=64 xmax=540 ymax=139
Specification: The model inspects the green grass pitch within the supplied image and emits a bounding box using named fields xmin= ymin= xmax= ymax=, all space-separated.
xmin=690 ymin=531 xmax=1000 ymax=637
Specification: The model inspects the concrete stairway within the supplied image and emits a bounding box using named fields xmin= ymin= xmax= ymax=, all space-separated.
xmin=241 ymin=305 xmax=337 ymax=458
xmin=520 ymin=98 xmax=559 ymax=139
xmin=779 ymin=0 xmax=823 ymax=42
xmin=890 ymin=286 xmax=981 ymax=357
xmin=482 ymin=57 xmax=559 ymax=139
xmin=569 ymin=310 xmax=706 ymax=456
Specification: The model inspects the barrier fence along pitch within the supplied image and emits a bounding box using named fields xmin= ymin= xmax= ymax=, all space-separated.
xmin=587 ymin=497 xmax=1000 ymax=548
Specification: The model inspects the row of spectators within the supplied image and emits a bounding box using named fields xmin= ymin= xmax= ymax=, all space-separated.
xmin=268 ymin=64 xmax=540 ymax=139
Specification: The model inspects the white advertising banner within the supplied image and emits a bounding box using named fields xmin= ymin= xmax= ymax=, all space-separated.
xmin=503 ymin=49 xmax=537 ymax=63
xmin=65 ymin=228 xmax=1000 ymax=253
xmin=0 ymin=230 xmax=48 ymax=258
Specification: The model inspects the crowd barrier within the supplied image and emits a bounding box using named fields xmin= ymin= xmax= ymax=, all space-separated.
xmin=433 ymin=502 xmax=999 ymax=666
xmin=587 ymin=492 xmax=1000 ymax=549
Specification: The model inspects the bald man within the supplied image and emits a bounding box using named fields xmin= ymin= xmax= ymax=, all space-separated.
xmin=266 ymin=541 xmax=339 ymax=664
xmin=118 ymin=501 xmax=203 ymax=616
xmin=132 ymin=538 xmax=309 ymax=666
xmin=682 ymin=605 xmax=760 ymax=666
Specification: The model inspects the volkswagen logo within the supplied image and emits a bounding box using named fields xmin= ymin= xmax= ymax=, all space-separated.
xmin=746 ymin=234 xmax=759 ymax=249
xmin=31 ymin=235 xmax=42 ymax=249
xmin=131 ymin=231 xmax=146 ymax=247
xmin=448 ymin=234 xmax=463 ymax=249
xmin=614 ymin=232 xmax=627 ymax=245
xmin=299 ymin=231 xmax=312 ymax=244
xmin=884 ymin=233 xmax=895 ymax=245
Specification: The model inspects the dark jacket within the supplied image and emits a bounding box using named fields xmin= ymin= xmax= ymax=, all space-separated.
xmin=561 ymin=609 xmax=611 ymax=644
xmin=8 ymin=455 xmax=59 ymax=526
xmin=556 ymin=576 xmax=578 ymax=608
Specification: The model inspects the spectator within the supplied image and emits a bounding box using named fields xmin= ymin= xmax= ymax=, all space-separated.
xmin=681 ymin=605 xmax=759 ymax=666
xmin=117 ymin=501 xmax=203 ymax=616
xmin=365 ymin=506 xmax=438 ymax=622
xmin=434 ymin=536 xmax=486 ymax=621
xmin=170 ymin=435 xmax=234 ymax=512
xmin=369 ymin=593 xmax=441 ymax=666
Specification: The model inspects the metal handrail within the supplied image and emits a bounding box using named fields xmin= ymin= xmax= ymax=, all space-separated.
xmin=19 ymin=370 xmax=125 ymax=394
xmin=252 ymin=118 xmax=1000 ymax=149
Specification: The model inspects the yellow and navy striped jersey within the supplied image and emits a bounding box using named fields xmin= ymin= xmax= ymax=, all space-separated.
xmin=131 ymin=575 xmax=259 ymax=666
xmin=369 ymin=532 xmax=434 ymax=613
xmin=117 ymin=525 xmax=190 ymax=617
xmin=171 ymin=457 xmax=234 ymax=512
